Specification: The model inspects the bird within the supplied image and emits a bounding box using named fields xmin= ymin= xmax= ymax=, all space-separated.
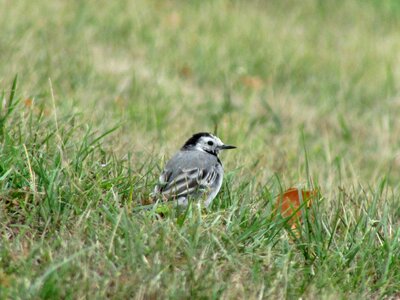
xmin=152 ymin=132 xmax=236 ymax=208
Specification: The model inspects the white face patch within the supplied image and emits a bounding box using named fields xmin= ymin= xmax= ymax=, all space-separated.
xmin=195 ymin=135 xmax=224 ymax=154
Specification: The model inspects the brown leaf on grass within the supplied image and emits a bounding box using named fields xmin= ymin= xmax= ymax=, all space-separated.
xmin=273 ymin=187 xmax=317 ymax=234
xmin=240 ymin=76 xmax=264 ymax=90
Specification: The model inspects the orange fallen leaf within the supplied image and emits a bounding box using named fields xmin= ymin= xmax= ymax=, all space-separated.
xmin=274 ymin=187 xmax=317 ymax=233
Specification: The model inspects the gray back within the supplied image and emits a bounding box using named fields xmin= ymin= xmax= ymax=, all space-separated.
xmin=165 ymin=150 xmax=220 ymax=181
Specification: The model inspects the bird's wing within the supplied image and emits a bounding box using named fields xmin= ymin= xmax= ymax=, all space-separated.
xmin=155 ymin=166 xmax=218 ymax=201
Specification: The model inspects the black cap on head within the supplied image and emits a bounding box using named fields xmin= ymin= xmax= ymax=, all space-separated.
xmin=182 ymin=132 xmax=213 ymax=149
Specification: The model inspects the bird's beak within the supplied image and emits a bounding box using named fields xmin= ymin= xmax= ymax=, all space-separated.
xmin=219 ymin=144 xmax=237 ymax=150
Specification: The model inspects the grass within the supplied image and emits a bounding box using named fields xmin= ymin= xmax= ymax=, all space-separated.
xmin=1 ymin=0 xmax=400 ymax=298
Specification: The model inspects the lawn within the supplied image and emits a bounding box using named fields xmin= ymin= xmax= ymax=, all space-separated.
xmin=1 ymin=0 xmax=400 ymax=298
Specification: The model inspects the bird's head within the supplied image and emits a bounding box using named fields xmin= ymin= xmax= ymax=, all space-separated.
xmin=181 ymin=132 xmax=236 ymax=156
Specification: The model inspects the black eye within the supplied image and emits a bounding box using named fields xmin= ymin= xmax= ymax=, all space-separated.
xmin=207 ymin=141 xmax=214 ymax=146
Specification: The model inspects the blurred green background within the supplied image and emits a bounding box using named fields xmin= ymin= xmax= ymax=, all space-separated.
xmin=3 ymin=0 xmax=400 ymax=186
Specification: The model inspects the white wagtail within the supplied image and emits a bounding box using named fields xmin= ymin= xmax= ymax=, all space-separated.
xmin=152 ymin=132 xmax=236 ymax=208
